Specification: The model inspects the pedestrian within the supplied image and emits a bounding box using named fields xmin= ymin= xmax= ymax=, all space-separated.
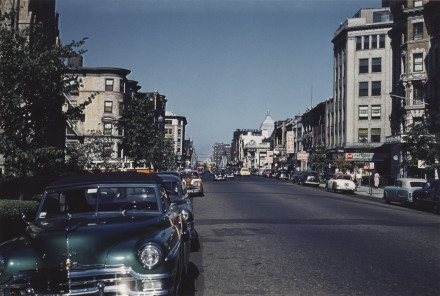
xmin=374 ymin=172 xmax=380 ymax=189
xmin=356 ymin=171 xmax=362 ymax=187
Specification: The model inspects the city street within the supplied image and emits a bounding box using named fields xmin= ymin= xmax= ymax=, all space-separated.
xmin=180 ymin=174 xmax=440 ymax=296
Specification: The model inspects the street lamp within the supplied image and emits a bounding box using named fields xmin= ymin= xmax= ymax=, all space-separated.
xmin=158 ymin=115 xmax=164 ymax=172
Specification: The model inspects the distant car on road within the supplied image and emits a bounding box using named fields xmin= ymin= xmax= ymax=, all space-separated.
xmin=383 ymin=178 xmax=426 ymax=205
xmin=240 ymin=167 xmax=251 ymax=176
xmin=180 ymin=170 xmax=204 ymax=196
xmin=326 ymin=173 xmax=356 ymax=193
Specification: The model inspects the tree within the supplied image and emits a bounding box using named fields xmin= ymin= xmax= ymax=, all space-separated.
xmin=0 ymin=11 xmax=91 ymax=180
xmin=401 ymin=123 xmax=440 ymax=178
xmin=309 ymin=144 xmax=327 ymax=173
xmin=161 ymin=138 xmax=176 ymax=171
xmin=332 ymin=154 xmax=352 ymax=173
xmin=117 ymin=93 xmax=160 ymax=170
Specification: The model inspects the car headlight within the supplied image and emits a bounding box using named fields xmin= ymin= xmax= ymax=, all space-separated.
xmin=138 ymin=245 xmax=161 ymax=269
xmin=181 ymin=209 xmax=190 ymax=221
xmin=0 ymin=254 xmax=5 ymax=276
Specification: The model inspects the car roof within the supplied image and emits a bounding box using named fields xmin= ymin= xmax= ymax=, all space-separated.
xmin=46 ymin=172 xmax=163 ymax=189
xmin=157 ymin=174 xmax=181 ymax=182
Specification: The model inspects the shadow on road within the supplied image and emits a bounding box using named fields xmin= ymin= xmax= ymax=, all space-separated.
xmin=179 ymin=262 xmax=200 ymax=295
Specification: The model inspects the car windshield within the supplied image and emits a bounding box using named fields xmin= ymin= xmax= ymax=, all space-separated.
xmin=39 ymin=186 xmax=159 ymax=218
xmin=181 ymin=172 xmax=199 ymax=179
xmin=163 ymin=181 xmax=181 ymax=196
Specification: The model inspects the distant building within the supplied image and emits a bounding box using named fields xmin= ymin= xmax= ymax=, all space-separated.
xmin=164 ymin=111 xmax=187 ymax=159
xmin=213 ymin=143 xmax=231 ymax=166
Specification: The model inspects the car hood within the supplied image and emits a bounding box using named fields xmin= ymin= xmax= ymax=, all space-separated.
xmin=26 ymin=214 xmax=165 ymax=268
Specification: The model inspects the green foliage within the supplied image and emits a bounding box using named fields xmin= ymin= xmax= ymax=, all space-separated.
xmin=401 ymin=124 xmax=440 ymax=177
xmin=117 ymin=94 xmax=160 ymax=170
xmin=0 ymin=11 xmax=91 ymax=178
xmin=0 ymin=200 xmax=39 ymax=220
xmin=161 ymin=138 xmax=176 ymax=171
xmin=309 ymin=144 xmax=327 ymax=172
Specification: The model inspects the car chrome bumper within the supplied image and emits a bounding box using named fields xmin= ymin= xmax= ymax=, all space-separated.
xmin=1 ymin=264 xmax=178 ymax=296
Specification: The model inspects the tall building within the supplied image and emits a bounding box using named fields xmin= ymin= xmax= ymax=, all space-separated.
xmin=213 ymin=143 xmax=231 ymax=167
xmin=384 ymin=0 xmax=439 ymax=134
xmin=66 ymin=58 xmax=167 ymax=168
xmin=164 ymin=111 xmax=187 ymax=159
xmin=329 ymin=8 xmax=394 ymax=173
xmin=0 ymin=0 xmax=59 ymax=43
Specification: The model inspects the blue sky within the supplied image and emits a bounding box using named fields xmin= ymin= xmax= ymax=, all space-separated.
xmin=56 ymin=0 xmax=382 ymax=158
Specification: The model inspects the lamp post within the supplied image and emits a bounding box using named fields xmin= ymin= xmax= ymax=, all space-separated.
xmin=158 ymin=115 xmax=164 ymax=172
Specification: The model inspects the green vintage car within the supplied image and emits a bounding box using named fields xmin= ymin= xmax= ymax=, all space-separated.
xmin=0 ymin=172 xmax=190 ymax=295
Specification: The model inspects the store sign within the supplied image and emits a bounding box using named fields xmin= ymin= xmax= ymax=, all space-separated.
xmin=297 ymin=151 xmax=309 ymax=161
xmin=345 ymin=153 xmax=387 ymax=161
xmin=286 ymin=131 xmax=294 ymax=153
xmin=386 ymin=134 xmax=402 ymax=144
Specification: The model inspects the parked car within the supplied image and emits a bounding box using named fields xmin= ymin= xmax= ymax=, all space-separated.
xmin=0 ymin=172 xmax=189 ymax=295
xmin=291 ymin=171 xmax=302 ymax=184
xmin=225 ymin=169 xmax=235 ymax=179
xmin=413 ymin=179 xmax=440 ymax=213
xmin=383 ymin=178 xmax=427 ymax=205
xmin=263 ymin=169 xmax=272 ymax=177
xmin=326 ymin=173 xmax=356 ymax=193
xmin=291 ymin=171 xmax=320 ymax=186
xmin=277 ymin=170 xmax=289 ymax=180
xmin=240 ymin=167 xmax=251 ymax=176
xmin=158 ymin=174 xmax=197 ymax=245
xmin=180 ymin=170 xmax=204 ymax=196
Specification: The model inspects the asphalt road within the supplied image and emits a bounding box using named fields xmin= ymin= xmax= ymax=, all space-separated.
xmin=180 ymin=174 xmax=440 ymax=296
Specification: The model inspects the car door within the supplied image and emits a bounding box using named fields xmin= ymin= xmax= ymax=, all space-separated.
xmin=388 ymin=180 xmax=400 ymax=202
xmin=396 ymin=180 xmax=408 ymax=203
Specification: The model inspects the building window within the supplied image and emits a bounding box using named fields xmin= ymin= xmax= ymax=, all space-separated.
xmin=414 ymin=0 xmax=423 ymax=7
xmin=372 ymin=81 xmax=381 ymax=96
xmin=413 ymin=23 xmax=423 ymax=40
xmin=372 ymin=35 xmax=377 ymax=48
xmin=359 ymin=59 xmax=369 ymax=73
xmin=372 ymin=58 xmax=381 ymax=72
xmin=364 ymin=36 xmax=370 ymax=50
xmin=413 ymin=53 xmax=423 ymax=71
xmin=359 ymin=105 xmax=369 ymax=119
xmin=379 ymin=35 xmax=385 ymax=48
xmin=371 ymin=105 xmax=381 ymax=119
xmin=413 ymin=117 xmax=423 ymax=126
xmin=118 ymin=127 xmax=123 ymax=136
xmin=358 ymin=128 xmax=368 ymax=143
xmin=371 ymin=128 xmax=381 ymax=143
xmin=413 ymin=84 xmax=423 ymax=104
xmin=105 ymin=79 xmax=114 ymax=91
xmin=104 ymin=101 xmax=113 ymax=113
xmin=104 ymin=123 xmax=112 ymax=135
xmin=119 ymin=80 xmax=125 ymax=93
xmin=359 ymin=82 xmax=369 ymax=97
xmin=356 ymin=37 xmax=362 ymax=50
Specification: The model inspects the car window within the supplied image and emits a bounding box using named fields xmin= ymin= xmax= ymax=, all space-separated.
xmin=158 ymin=185 xmax=171 ymax=211
xmin=410 ymin=182 xmax=426 ymax=188
xmin=40 ymin=188 xmax=97 ymax=217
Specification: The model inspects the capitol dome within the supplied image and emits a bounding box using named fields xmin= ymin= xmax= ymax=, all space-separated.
xmin=260 ymin=110 xmax=274 ymax=139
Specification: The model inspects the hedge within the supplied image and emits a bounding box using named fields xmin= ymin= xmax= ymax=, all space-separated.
xmin=0 ymin=200 xmax=40 ymax=243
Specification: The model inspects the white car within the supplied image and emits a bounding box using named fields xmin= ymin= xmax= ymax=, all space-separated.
xmin=326 ymin=173 xmax=356 ymax=193
xmin=383 ymin=178 xmax=426 ymax=205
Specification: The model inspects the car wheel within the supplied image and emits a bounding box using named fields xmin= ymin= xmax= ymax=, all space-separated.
xmin=384 ymin=193 xmax=390 ymax=204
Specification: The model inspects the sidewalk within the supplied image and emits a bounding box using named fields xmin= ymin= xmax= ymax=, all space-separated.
xmin=355 ymin=184 xmax=384 ymax=199
xmin=319 ymin=182 xmax=384 ymax=199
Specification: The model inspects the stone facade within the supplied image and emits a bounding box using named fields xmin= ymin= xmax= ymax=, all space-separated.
xmin=330 ymin=8 xmax=393 ymax=151
xmin=164 ymin=111 xmax=187 ymax=158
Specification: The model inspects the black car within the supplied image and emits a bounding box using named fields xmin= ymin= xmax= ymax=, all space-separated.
xmin=413 ymin=179 xmax=440 ymax=213
xmin=292 ymin=171 xmax=320 ymax=186
xmin=277 ymin=170 xmax=289 ymax=180
xmin=0 ymin=172 xmax=190 ymax=295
